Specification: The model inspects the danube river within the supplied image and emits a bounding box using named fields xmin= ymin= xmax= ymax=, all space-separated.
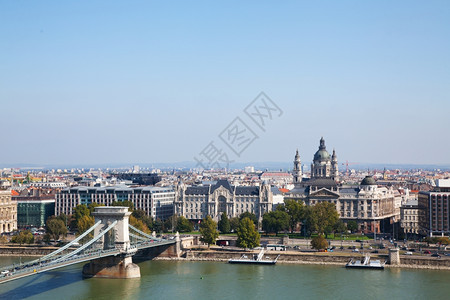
xmin=1 ymin=256 xmax=450 ymax=299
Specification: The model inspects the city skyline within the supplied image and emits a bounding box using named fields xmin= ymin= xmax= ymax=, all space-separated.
xmin=1 ymin=1 xmax=450 ymax=166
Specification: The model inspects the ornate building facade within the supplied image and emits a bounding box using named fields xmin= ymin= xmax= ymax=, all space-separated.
xmin=0 ymin=189 xmax=17 ymax=234
xmin=401 ymin=200 xmax=419 ymax=236
xmin=287 ymin=138 xmax=396 ymax=233
xmin=175 ymin=180 xmax=273 ymax=222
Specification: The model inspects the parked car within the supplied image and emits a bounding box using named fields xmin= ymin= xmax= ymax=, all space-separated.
xmin=371 ymin=250 xmax=379 ymax=254
xmin=431 ymin=253 xmax=441 ymax=257
xmin=405 ymin=252 xmax=413 ymax=255
xmin=424 ymin=250 xmax=431 ymax=254
xmin=352 ymin=248 xmax=359 ymax=252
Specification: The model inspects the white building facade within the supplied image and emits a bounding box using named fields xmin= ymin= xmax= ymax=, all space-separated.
xmin=175 ymin=180 xmax=273 ymax=222
xmin=0 ymin=190 xmax=17 ymax=234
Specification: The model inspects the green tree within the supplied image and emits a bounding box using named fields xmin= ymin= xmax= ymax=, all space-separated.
xmin=199 ymin=216 xmax=219 ymax=247
xmin=88 ymin=202 xmax=103 ymax=214
xmin=153 ymin=218 xmax=163 ymax=233
xmin=0 ymin=235 xmax=8 ymax=244
xmin=236 ymin=217 xmax=261 ymax=249
xmin=177 ymin=216 xmax=194 ymax=233
xmin=46 ymin=218 xmax=68 ymax=241
xmin=73 ymin=204 xmax=90 ymax=222
xmin=303 ymin=206 xmax=318 ymax=236
xmin=129 ymin=215 xmax=150 ymax=234
xmin=56 ymin=213 xmax=68 ymax=227
xmin=111 ymin=200 xmax=134 ymax=211
xmin=278 ymin=199 xmax=304 ymax=232
xmin=262 ymin=211 xmax=290 ymax=235
xmin=239 ymin=212 xmax=258 ymax=227
xmin=132 ymin=209 xmax=153 ymax=230
xmin=313 ymin=202 xmax=339 ymax=235
xmin=164 ymin=215 xmax=178 ymax=232
xmin=229 ymin=217 xmax=240 ymax=232
xmin=304 ymin=202 xmax=339 ymax=236
xmin=334 ymin=220 xmax=347 ymax=236
xmin=11 ymin=230 xmax=34 ymax=245
xmin=311 ymin=235 xmax=328 ymax=250
xmin=77 ymin=215 xmax=95 ymax=241
xmin=218 ymin=212 xmax=231 ymax=233
xmin=347 ymin=220 xmax=358 ymax=233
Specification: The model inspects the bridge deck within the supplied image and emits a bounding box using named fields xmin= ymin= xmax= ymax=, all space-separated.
xmin=0 ymin=239 xmax=175 ymax=284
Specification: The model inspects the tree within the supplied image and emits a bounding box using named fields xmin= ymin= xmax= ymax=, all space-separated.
xmin=111 ymin=200 xmax=134 ymax=211
xmin=304 ymin=202 xmax=339 ymax=236
xmin=129 ymin=215 xmax=150 ymax=234
xmin=236 ymin=217 xmax=260 ymax=249
xmin=11 ymin=231 xmax=34 ymax=245
xmin=347 ymin=221 xmax=358 ymax=233
xmin=77 ymin=215 xmax=95 ymax=240
xmin=303 ymin=206 xmax=318 ymax=236
xmin=88 ymin=203 xmax=103 ymax=214
xmin=313 ymin=202 xmax=339 ymax=235
xmin=334 ymin=220 xmax=347 ymax=236
xmin=164 ymin=215 xmax=178 ymax=232
xmin=132 ymin=209 xmax=153 ymax=231
xmin=311 ymin=235 xmax=328 ymax=250
xmin=218 ymin=212 xmax=231 ymax=233
xmin=56 ymin=213 xmax=68 ymax=227
xmin=153 ymin=218 xmax=163 ymax=233
xmin=239 ymin=212 xmax=258 ymax=227
xmin=229 ymin=217 xmax=240 ymax=232
xmin=199 ymin=216 xmax=219 ymax=247
xmin=177 ymin=216 xmax=194 ymax=233
xmin=262 ymin=211 xmax=289 ymax=235
xmin=73 ymin=204 xmax=90 ymax=222
xmin=279 ymin=199 xmax=304 ymax=232
xmin=46 ymin=218 xmax=68 ymax=241
xmin=0 ymin=235 xmax=8 ymax=244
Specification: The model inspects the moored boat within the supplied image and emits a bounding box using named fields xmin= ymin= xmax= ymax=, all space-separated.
xmin=228 ymin=249 xmax=279 ymax=265
xmin=346 ymin=254 xmax=385 ymax=270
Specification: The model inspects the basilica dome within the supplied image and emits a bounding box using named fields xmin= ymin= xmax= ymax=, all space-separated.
xmin=313 ymin=137 xmax=331 ymax=162
xmin=360 ymin=176 xmax=376 ymax=186
xmin=314 ymin=149 xmax=331 ymax=162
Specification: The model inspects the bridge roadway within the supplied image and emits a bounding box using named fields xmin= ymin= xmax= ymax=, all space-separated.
xmin=0 ymin=239 xmax=175 ymax=284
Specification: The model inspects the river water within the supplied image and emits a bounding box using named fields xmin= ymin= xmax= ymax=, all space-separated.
xmin=1 ymin=256 xmax=450 ymax=300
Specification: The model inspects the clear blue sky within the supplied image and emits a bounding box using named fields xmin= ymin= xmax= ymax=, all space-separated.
xmin=1 ymin=1 xmax=449 ymax=166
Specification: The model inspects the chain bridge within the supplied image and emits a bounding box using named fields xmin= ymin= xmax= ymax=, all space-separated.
xmin=0 ymin=207 xmax=179 ymax=284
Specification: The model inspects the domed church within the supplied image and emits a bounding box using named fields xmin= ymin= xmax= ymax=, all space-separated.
xmin=287 ymin=137 xmax=397 ymax=233
xmin=311 ymin=137 xmax=339 ymax=181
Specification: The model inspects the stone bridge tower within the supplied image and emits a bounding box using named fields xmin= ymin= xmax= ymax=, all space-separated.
xmin=82 ymin=206 xmax=140 ymax=279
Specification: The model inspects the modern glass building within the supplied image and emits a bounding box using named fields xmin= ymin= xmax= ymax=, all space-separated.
xmin=17 ymin=199 xmax=55 ymax=228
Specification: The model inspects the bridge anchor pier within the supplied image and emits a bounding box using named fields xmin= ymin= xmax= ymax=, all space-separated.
xmin=83 ymin=206 xmax=140 ymax=279
xmin=82 ymin=255 xmax=140 ymax=279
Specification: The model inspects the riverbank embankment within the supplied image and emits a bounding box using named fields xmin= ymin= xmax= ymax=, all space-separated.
xmin=0 ymin=246 xmax=59 ymax=256
xmin=154 ymin=249 xmax=450 ymax=270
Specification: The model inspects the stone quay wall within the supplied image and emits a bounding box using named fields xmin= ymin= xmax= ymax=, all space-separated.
xmin=167 ymin=250 xmax=450 ymax=270
xmin=0 ymin=246 xmax=60 ymax=256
